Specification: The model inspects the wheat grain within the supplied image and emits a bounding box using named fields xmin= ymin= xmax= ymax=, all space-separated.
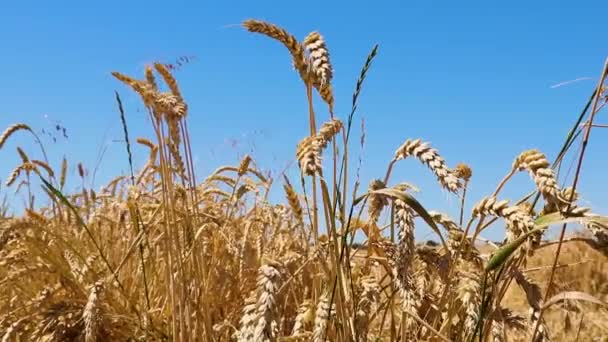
xmin=291 ymin=299 xmax=313 ymax=335
xmin=31 ymin=160 xmax=54 ymax=178
xmin=283 ymin=176 xmax=303 ymax=225
xmin=136 ymin=137 xmax=155 ymax=149
xmin=394 ymin=138 xmax=461 ymax=192
xmin=395 ymin=199 xmax=415 ymax=271
xmin=5 ymin=165 xmax=22 ymax=187
xmin=303 ymin=32 xmax=333 ymax=87
xmin=16 ymin=146 xmax=29 ymax=162
xmin=428 ymin=211 xmax=460 ymax=231
xmin=455 ymin=260 xmax=482 ymax=335
xmin=315 ymin=83 xmax=334 ymax=114
xmin=0 ymin=123 xmax=32 ymax=150
xmin=454 ymin=163 xmax=473 ymax=181
xmin=238 ymin=295 xmax=259 ymax=341
xmin=25 ymin=209 xmax=47 ymax=224
xmin=317 ymin=118 xmax=342 ymax=149
xmin=473 ymin=196 xmax=536 ymax=242
xmin=312 ymin=291 xmax=333 ymax=342
xmin=144 ymin=65 xmax=158 ymax=90
xmin=83 ymin=281 xmax=104 ymax=342
xmin=238 ymin=154 xmax=252 ymax=176
xmin=59 ymin=157 xmax=67 ymax=189
xmin=111 ymin=72 xmax=159 ymax=109
xmin=155 ymin=92 xmax=187 ymax=119
xmin=355 ymin=276 xmax=380 ymax=341
xmin=154 ymin=62 xmax=184 ymax=103
xmin=168 ymin=141 xmax=186 ymax=175
xmin=367 ymin=179 xmax=388 ymax=224
xmin=243 ymin=20 xmax=308 ymax=81
xmin=296 ymin=136 xmax=322 ymax=176
xmin=513 ymin=149 xmax=561 ymax=207
xmin=253 ymin=263 xmax=282 ymax=342
xmin=64 ymin=250 xmax=83 ymax=281
xmin=491 ymin=315 xmax=506 ymax=342
xmin=392 ymin=199 xmax=420 ymax=339
xmin=586 ymin=220 xmax=607 ymax=245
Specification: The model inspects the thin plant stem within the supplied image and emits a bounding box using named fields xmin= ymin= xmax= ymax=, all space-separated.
xmin=532 ymin=58 xmax=608 ymax=340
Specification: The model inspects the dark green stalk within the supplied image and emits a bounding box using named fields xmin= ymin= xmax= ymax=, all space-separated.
xmin=115 ymin=92 xmax=152 ymax=311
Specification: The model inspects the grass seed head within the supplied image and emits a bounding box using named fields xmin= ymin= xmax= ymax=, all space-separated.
xmin=394 ymin=138 xmax=461 ymax=192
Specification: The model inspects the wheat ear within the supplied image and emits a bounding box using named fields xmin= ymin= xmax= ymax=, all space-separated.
xmin=303 ymin=31 xmax=333 ymax=87
xmin=367 ymin=179 xmax=388 ymax=224
xmin=392 ymin=199 xmax=420 ymax=339
xmin=473 ymin=197 xmax=536 ymax=241
xmin=59 ymin=157 xmax=67 ymax=189
xmin=144 ymin=65 xmax=158 ymax=90
xmin=83 ymin=281 xmax=104 ymax=342
xmin=296 ymin=136 xmax=322 ymax=176
xmin=237 ymin=295 xmax=257 ymax=341
xmin=253 ymin=263 xmax=282 ymax=342
xmin=393 ymin=138 xmax=461 ymax=193
xmin=355 ymin=276 xmax=380 ymax=341
xmin=154 ymin=62 xmax=183 ymax=101
xmin=312 ymin=291 xmax=334 ymax=342
xmin=111 ymin=72 xmax=158 ymax=109
xmin=242 ymin=20 xmax=308 ymax=81
xmin=283 ymin=176 xmax=303 ymax=225
xmin=0 ymin=124 xmax=32 ymax=150
xmin=317 ymin=118 xmax=342 ymax=149
xmin=513 ymin=149 xmax=562 ymax=206
xmin=291 ymin=299 xmax=313 ymax=335
xmin=455 ymin=260 xmax=482 ymax=336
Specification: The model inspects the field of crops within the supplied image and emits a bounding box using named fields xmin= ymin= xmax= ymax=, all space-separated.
xmin=1 ymin=19 xmax=607 ymax=342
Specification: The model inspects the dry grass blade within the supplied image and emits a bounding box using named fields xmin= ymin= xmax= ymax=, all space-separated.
xmin=486 ymin=227 xmax=544 ymax=271
xmin=541 ymin=291 xmax=607 ymax=310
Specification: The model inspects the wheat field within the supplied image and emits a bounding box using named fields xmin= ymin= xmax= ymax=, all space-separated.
xmin=1 ymin=19 xmax=607 ymax=342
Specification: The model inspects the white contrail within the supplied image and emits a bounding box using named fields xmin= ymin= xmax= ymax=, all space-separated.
xmin=550 ymin=77 xmax=592 ymax=89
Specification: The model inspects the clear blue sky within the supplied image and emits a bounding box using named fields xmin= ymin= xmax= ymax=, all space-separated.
xmin=1 ymin=1 xmax=606 ymax=241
